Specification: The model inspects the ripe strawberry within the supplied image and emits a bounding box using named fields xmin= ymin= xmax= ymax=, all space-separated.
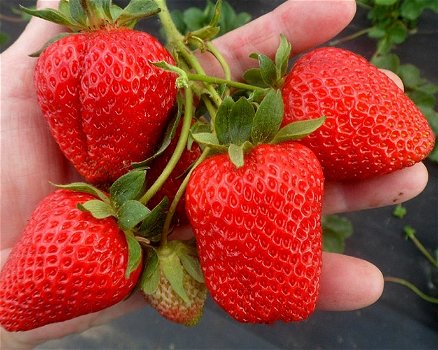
xmin=282 ymin=47 xmax=435 ymax=181
xmin=28 ymin=1 xmax=177 ymax=185
xmin=185 ymin=142 xmax=324 ymax=323
xmin=0 ymin=189 xmax=142 ymax=331
xmin=145 ymin=267 xmax=207 ymax=326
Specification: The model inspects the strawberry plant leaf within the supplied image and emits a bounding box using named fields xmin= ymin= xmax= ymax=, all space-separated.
xmin=115 ymin=0 xmax=160 ymax=27
xmin=123 ymin=230 xmax=143 ymax=279
xmin=191 ymin=132 xmax=226 ymax=151
xmin=118 ymin=200 xmax=150 ymax=230
xmin=215 ymin=97 xmax=255 ymax=146
xmin=110 ymin=170 xmax=146 ymax=208
xmin=140 ymin=249 xmax=160 ymax=295
xmin=78 ymin=199 xmax=116 ymax=219
xmin=322 ymin=215 xmax=353 ymax=253
xmin=138 ymin=197 xmax=169 ymax=242
xmin=251 ymin=89 xmax=284 ymax=144
xmin=243 ymin=68 xmax=268 ymax=88
xmin=258 ymin=54 xmax=277 ymax=86
xmin=179 ymin=253 xmax=204 ymax=284
xmin=160 ymin=249 xmax=190 ymax=305
xmin=54 ymin=182 xmax=110 ymax=204
xmin=275 ymin=34 xmax=292 ymax=80
xmin=272 ymin=116 xmax=326 ymax=144
xmin=228 ymin=143 xmax=245 ymax=168
xmin=19 ymin=6 xmax=77 ymax=29
xmin=69 ymin=0 xmax=87 ymax=26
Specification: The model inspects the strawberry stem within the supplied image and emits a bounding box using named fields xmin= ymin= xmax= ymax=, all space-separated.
xmin=404 ymin=226 xmax=438 ymax=270
xmin=155 ymin=0 xmax=222 ymax=108
xmin=384 ymin=277 xmax=438 ymax=304
xmin=139 ymin=87 xmax=194 ymax=206
xmin=161 ymin=147 xmax=211 ymax=246
xmin=187 ymin=73 xmax=265 ymax=92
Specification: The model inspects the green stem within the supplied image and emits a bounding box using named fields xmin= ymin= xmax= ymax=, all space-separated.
xmin=406 ymin=231 xmax=438 ymax=270
xmin=384 ymin=277 xmax=438 ymax=304
xmin=161 ymin=147 xmax=211 ymax=246
xmin=155 ymin=0 xmax=222 ymax=108
xmin=188 ymin=73 xmax=265 ymax=92
xmin=329 ymin=28 xmax=371 ymax=46
xmin=139 ymin=87 xmax=194 ymax=205
xmin=206 ymin=41 xmax=232 ymax=82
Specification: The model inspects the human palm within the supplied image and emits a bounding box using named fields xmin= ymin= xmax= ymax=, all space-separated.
xmin=0 ymin=0 xmax=430 ymax=348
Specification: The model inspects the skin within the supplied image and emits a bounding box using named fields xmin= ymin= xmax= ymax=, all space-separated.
xmin=0 ymin=0 xmax=429 ymax=348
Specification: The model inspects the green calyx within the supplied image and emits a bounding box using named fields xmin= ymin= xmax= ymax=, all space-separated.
xmin=20 ymin=0 xmax=160 ymax=32
xmin=191 ymin=89 xmax=326 ymax=168
xmin=140 ymin=241 xmax=204 ymax=305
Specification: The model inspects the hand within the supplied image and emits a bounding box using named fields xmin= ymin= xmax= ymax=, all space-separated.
xmin=0 ymin=0 xmax=429 ymax=348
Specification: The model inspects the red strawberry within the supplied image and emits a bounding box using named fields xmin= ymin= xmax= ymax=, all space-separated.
xmin=29 ymin=2 xmax=177 ymax=185
xmin=185 ymin=142 xmax=324 ymax=323
xmin=282 ymin=47 xmax=435 ymax=181
xmin=0 ymin=189 xmax=142 ymax=331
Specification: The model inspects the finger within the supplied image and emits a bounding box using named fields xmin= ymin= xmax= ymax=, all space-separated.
xmin=200 ymin=0 xmax=357 ymax=78
xmin=323 ymin=162 xmax=428 ymax=215
xmin=3 ymin=0 xmax=63 ymax=57
xmin=380 ymin=68 xmax=404 ymax=91
xmin=317 ymin=252 xmax=384 ymax=311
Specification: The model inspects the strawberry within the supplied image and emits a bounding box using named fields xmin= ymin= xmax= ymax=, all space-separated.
xmin=145 ymin=267 xmax=206 ymax=326
xmin=185 ymin=142 xmax=324 ymax=323
xmin=140 ymin=242 xmax=207 ymax=326
xmin=281 ymin=47 xmax=435 ymax=181
xmin=25 ymin=0 xmax=177 ymax=185
xmin=0 ymin=189 xmax=142 ymax=331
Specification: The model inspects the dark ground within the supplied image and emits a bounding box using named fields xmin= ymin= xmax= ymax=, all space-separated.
xmin=1 ymin=1 xmax=437 ymax=349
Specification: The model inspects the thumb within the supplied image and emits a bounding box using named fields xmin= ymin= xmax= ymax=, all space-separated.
xmin=5 ymin=0 xmax=65 ymax=56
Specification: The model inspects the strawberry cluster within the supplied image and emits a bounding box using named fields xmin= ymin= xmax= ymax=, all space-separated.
xmin=0 ymin=0 xmax=434 ymax=331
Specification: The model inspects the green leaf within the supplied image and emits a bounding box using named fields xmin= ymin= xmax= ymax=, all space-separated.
xmin=69 ymin=0 xmax=87 ymax=25
xmin=110 ymin=170 xmax=146 ymax=208
xmin=228 ymin=143 xmax=245 ymax=168
xmin=78 ymin=199 xmax=116 ymax=219
xmin=251 ymin=89 xmax=284 ymax=144
xmin=272 ymin=116 xmax=326 ymax=144
xmin=19 ymin=6 xmax=77 ymax=28
xmin=140 ymin=249 xmax=160 ymax=295
xmin=275 ymin=34 xmax=292 ymax=79
xmin=398 ymin=63 xmax=423 ymax=88
xmin=117 ymin=200 xmax=150 ymax=230
xmin=243 ymin=68 xmax=268 ymax=88
xmin=393 ymin=204 xmax=407 ymax=219
xmin=54 ymin=182 xmax=110 ymax=203
xmin=191 ymin=132 xmax=226 ymax=151
xmin=258 ymin=54 xmax=277 ymax=86
xmin=371 ymin=53 xmax=400 ymax=72
xmin=115 ymin=0 xmax=160 ymax=26
xmin=179 ymin=253 xmax=204 ymax=283
xmin=215 ymin=97 xmax=255 ymax=146
xmin=138 ymin=197 xmax=169 ymax=242
xmin=387 ymin=21 xmax=408 ymax=44
xmin=322 ymin=215 xmax=353 ymax=253
xmin=123 ymin=230 xmax=143 ymax=279
xmin=160 ymin=248 xmax=190 ymax=305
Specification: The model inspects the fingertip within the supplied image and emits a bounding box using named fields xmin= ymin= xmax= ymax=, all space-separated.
xmin=317 ymin=253 xmax=384 ymax=311
xmin=380 ymin=69 xmax=405 ymax=91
